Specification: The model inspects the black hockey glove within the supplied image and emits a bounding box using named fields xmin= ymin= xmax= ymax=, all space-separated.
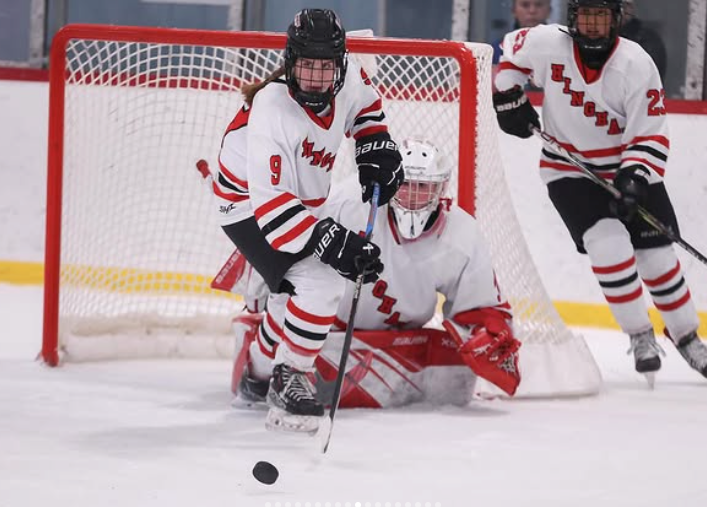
xmin=609 ymin=165 xmax=650 ymax=223
xmin=355 ymin=133 xmax=404 ymax=206
xmin=308 ymin=218 xmax=383 ymax=283
xmin=493 ymin=86 xmax=540 ymax=139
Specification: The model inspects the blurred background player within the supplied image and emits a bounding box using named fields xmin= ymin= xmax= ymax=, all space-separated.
xmin=214 ymin=8 xmax=403 ymax=433
xmin=492 ymin=0 xmax=552 ymax=64
xmin=492 ymin=0 xmax=707 ymax=383
xmin=229 ymin=140 xmax=522 ymax=409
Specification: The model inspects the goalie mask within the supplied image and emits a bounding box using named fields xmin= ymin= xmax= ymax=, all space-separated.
xmin=285 ymin=9 xmax=348 ymax=113
xmin=567 ymin=0 xmax=623 ymax=68
xmin=390 ymin=140 xmax=451 ymax=241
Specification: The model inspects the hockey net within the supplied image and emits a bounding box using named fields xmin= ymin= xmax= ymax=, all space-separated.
xmin=42 ymin=24 xmax=601 ymax=397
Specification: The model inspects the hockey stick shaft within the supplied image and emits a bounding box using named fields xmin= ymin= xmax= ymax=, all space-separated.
xmin=320 ymin=183 xmax=381 ymax=454
xmin=531 ymin=126 xmax=707 ymax=267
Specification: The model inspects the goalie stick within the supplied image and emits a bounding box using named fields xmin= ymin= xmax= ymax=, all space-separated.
xmin=195 ymin=159 xmax=249 ymax=292
xmin=318 ymin=183 xmax=381 ymax=454
xmin=531 ymin=126 xmax=707 ymax=268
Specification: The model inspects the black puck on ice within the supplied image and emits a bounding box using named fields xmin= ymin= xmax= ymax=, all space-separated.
xmin=252 ymin=461 xmax=279 ymax=485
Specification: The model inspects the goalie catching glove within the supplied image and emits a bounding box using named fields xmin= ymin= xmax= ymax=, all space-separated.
xmin=355 ymin=133 xmax=404 ymax=206
xmin=493 ymin=85 xmax=540 ymax=139
xmin=308 ymin=217 xmax=383 ymax=283
xmin=443 ymin=308 xmax=521 ymax=396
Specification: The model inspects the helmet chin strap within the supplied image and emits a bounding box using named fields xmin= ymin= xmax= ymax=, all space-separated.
xmin=294 ymin=89 xmax=332 ymax=113
xmin=566 ymin=1 xmax=622 ymax=70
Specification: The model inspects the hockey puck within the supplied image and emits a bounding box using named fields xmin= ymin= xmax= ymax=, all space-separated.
xmin=252 ymin=461 xmax=279 ymax=485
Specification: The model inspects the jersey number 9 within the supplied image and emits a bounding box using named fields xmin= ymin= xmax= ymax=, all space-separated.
xmin=270 ymin=155 xmax=282 ymax=185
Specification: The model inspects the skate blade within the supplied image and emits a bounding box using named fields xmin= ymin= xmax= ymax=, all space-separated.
xmin=265 ymin=407 xmax=321 ymax=435
xmin=643 ymin=372 xmax=656 ymax=389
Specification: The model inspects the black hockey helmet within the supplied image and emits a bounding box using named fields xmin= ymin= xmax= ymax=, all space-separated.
xmin=567 ymin=0 xmax=623 ymax=64
xmin=284 ymin=9 xmax=348 ymax=112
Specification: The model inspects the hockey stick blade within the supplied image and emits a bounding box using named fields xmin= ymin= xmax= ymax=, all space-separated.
xmin=318 ymin=183 xmax=381 ymax=454
xmin=531 ymin=126 xmax=707 ymax=267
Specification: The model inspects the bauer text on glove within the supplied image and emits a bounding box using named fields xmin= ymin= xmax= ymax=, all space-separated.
xmin=308 ymin=218 xmax=383 ymax=283
xmin=493 ymin=85 xmax=540 ymax=139
xmin=355 ymin=133 xmax=404 ymax=206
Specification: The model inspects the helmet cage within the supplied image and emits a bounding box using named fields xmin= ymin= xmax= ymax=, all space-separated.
xmin=284 ymin=9 xmax=348 ymax=112
xmin=568 ymin=0 xmax=623 ymax=54
xmin=390 ymin=140 xmax=451 ymax=241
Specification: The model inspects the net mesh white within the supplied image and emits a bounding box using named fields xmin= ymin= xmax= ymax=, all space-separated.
xmin=45 ymin=27 xmax=601 ymax=397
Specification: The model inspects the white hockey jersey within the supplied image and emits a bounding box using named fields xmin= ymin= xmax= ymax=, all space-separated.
xmin=216 ymin=58 xmax=388 ymax=254
xmin=326 ymin=180 xmax=511 ymax=330
xmin=495 ymin=24 xmax=669 ymax=185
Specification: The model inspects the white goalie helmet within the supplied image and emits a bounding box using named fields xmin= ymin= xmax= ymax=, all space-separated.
xmin=390 ymin=139 xmax=452 ymax=241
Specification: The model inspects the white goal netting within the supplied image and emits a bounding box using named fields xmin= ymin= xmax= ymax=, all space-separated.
xmin=44 ymin=25 xmax=601 ymax=397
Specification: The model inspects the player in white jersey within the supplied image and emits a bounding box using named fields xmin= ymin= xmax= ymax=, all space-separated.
xmin=229 ymin=140 xmax=522 ymax=409
xmin=492 ymin=0 xmax=707 ymax=381
xmin=215 ymin=9 xmax=404 ymax=432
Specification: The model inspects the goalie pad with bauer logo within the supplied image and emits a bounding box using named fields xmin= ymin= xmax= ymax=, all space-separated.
xmin=231 ymin=320 xmax=523 ymax=408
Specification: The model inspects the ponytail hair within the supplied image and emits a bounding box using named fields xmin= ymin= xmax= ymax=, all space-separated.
xmin=241 ymin=66 xmax=286 ymax=106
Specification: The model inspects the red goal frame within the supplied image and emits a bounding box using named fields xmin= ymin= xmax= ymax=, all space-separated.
xmin=41 ymin=25 xmax=480 ymax=366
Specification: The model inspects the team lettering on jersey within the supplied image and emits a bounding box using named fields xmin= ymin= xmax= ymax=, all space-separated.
xmin=360 ymin=67 xmax=372 ymax=86
xmin=214 ymin=58 xmax=390 ymax=246
xmin=550 ymin=63 xmax=623 ymax=136
xmin=495 ymin=24 xmax=670 ymax=184
xmin=301 ymin=137 xmax=336 ymax=172
xmin=513 ymin=29 xmax=530 ymax=54
xmin=371 ymin=279 xmax=407 ymax=328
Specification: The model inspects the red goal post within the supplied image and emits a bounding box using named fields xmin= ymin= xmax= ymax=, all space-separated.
xmin=42 ymin=24 xmax=601 ymax=398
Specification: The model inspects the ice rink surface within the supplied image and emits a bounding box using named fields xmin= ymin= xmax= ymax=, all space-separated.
xmin=1 ymin=284 xmax=706 ymax=507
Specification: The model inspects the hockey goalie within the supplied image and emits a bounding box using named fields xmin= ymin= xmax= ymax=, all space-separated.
xmin=216 ymin=139 xmax=522 ymax=418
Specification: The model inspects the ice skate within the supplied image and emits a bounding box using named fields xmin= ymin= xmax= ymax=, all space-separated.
xmin=673 ymin=331 xmax=707 ymax=379
xmin=233 ymin=366 xmax=270 ymax=407
xmin=627 ymin=329 xmax=663 ymax=387
xmin=265 ymin=363 xmax=324 ymax=434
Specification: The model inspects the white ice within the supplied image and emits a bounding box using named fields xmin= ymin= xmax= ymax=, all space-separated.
xmin=1 ymin=284 xmax=706 ymax=507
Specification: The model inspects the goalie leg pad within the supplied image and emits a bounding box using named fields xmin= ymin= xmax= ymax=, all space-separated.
xmin=231 ymin=313 xmax=270 ymax=401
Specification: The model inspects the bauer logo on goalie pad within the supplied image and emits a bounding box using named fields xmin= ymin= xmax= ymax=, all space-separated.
xmin=392 ymin=335 xmax=428 ymax=346
xmin=308 ymin=329 xmax=476 ymax=408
